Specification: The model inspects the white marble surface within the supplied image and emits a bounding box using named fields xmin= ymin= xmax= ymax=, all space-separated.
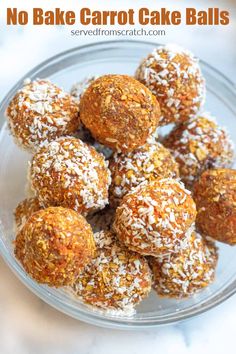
xmin=0 ymin=1 xmax=236 ymax=353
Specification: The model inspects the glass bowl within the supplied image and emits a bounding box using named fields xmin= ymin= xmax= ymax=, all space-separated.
xmin=0 ymin=40 xmax=236 ymax=329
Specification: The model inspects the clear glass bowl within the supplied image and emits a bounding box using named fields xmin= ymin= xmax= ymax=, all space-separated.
xmin=0 ymin=40 xmax=236 ymax=329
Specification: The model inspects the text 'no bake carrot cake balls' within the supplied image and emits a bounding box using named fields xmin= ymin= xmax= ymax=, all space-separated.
xmin=163 ymin=113 xmax=234 ymax=188
xmin=6 ymin=79 xmax=80 ymax=151
xmin=29 ymin=137 xmax=111 ymax=215
xmin=193 ymin=168 xmax=236 ymax=245
xmin=149 ymin=229 xmax=218 ymax=298
xmin=109 ymin=141 xmax=179 ymax=206
xmin=72 ymin=230 xmax=152 ymax=313
xmin=113 ymin=178 xmax=196 ymax=256
xmin=79 ymin=74 xmax=161 ymax=152
xmin=15 ymin=207 xmax=96 ymax=286
xmin=135 ymin=44 xmax=205 ymax=126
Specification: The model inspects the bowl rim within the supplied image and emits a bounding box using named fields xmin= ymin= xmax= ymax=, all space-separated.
xmin=0 ymin=39 xmax=236 ymax=329
xmin=1 ymin=39 xmax=235 ymax=109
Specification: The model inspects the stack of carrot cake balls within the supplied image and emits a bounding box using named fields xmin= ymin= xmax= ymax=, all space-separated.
xmin=7 ymin=43 xmax=236 ymax=314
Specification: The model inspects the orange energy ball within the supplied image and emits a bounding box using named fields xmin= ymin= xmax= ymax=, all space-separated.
xmin=6 ymin=79 xmax=80 ymax=151
xmin=113 ymin=178 xmax=196 ymax=256
xmin=73 ymin=230 xmax=152 ymax=312
xmin=163 ymin=114 xmax=234 ymax=188
xmin=193 ymin=169 xmax=236 ymax=245
xmin=149 ymin=230 xmax=218 ymax=298
xmin=135 ymin=44 xmax=205 ymax=126
xmin=14 ymin=207 xmax=96 ymax=286
xmin=14 ymin=197 xmax=44 ymax=231
xmin=109 ymin=141 xmax=179 ymax=206
xmin=79 ymin=74 xmax=161 ymax=152
xmin=29 ymin=137 xmax=111 ymax=215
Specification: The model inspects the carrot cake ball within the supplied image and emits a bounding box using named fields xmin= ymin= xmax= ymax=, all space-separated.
xmin=14 ymin=197 xmax=44 ymax=231
xmin=193 ymin=169 xmax=236 ymax=245
xmin=163 ymin=114 xmax=234 ymax=189
xmin=29 ymin=137 xmax=111 ymax=215
xmin=149 ymin=229 xmax=218 ymax=298
xmin=79 ymin=74 xmax=161 ymax=152
xmin=109 ymin=141 xmax=179 ymax=207
xmin=15 ymin=207 xmax=96 ymax=287
xmin=135 ymin=44 xmax=205 ymax=126
xmin=113 ymin=178 xmax=196 ymax=256
xmin=6 ymin=79 xmax=80 ymax=151
xmin=73 ymin=230 xmax=152 ymax=312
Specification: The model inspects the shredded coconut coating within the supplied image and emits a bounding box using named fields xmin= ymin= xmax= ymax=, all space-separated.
xmin=149 ymin=230 xmax=218 ymax=298
xmin=29 ymin=137 xmax=111 ymax=215
xmin=14 ymin=197 xmax=44 ymax=232
xmin=109 ymin=141 xmax=179 ymax=206
xmin=79 ymin=74 xmax=161 ymax=152
xmin=135 ymin=44 xmax=206 ymax=126
xmin=14 ymin=207 xmax=96 ymax=287
xmin=193 ymin=168 xmax=236 ymax=245
xmin=163 ymin=113 xmax=234 ymax=189
xmin=72 ymin=230 xmax=152 ymax=312
xmin=6 ymin=79 xmax=80 ymax=151
xmin=113 ymin=178 xmax=196 ymax=256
